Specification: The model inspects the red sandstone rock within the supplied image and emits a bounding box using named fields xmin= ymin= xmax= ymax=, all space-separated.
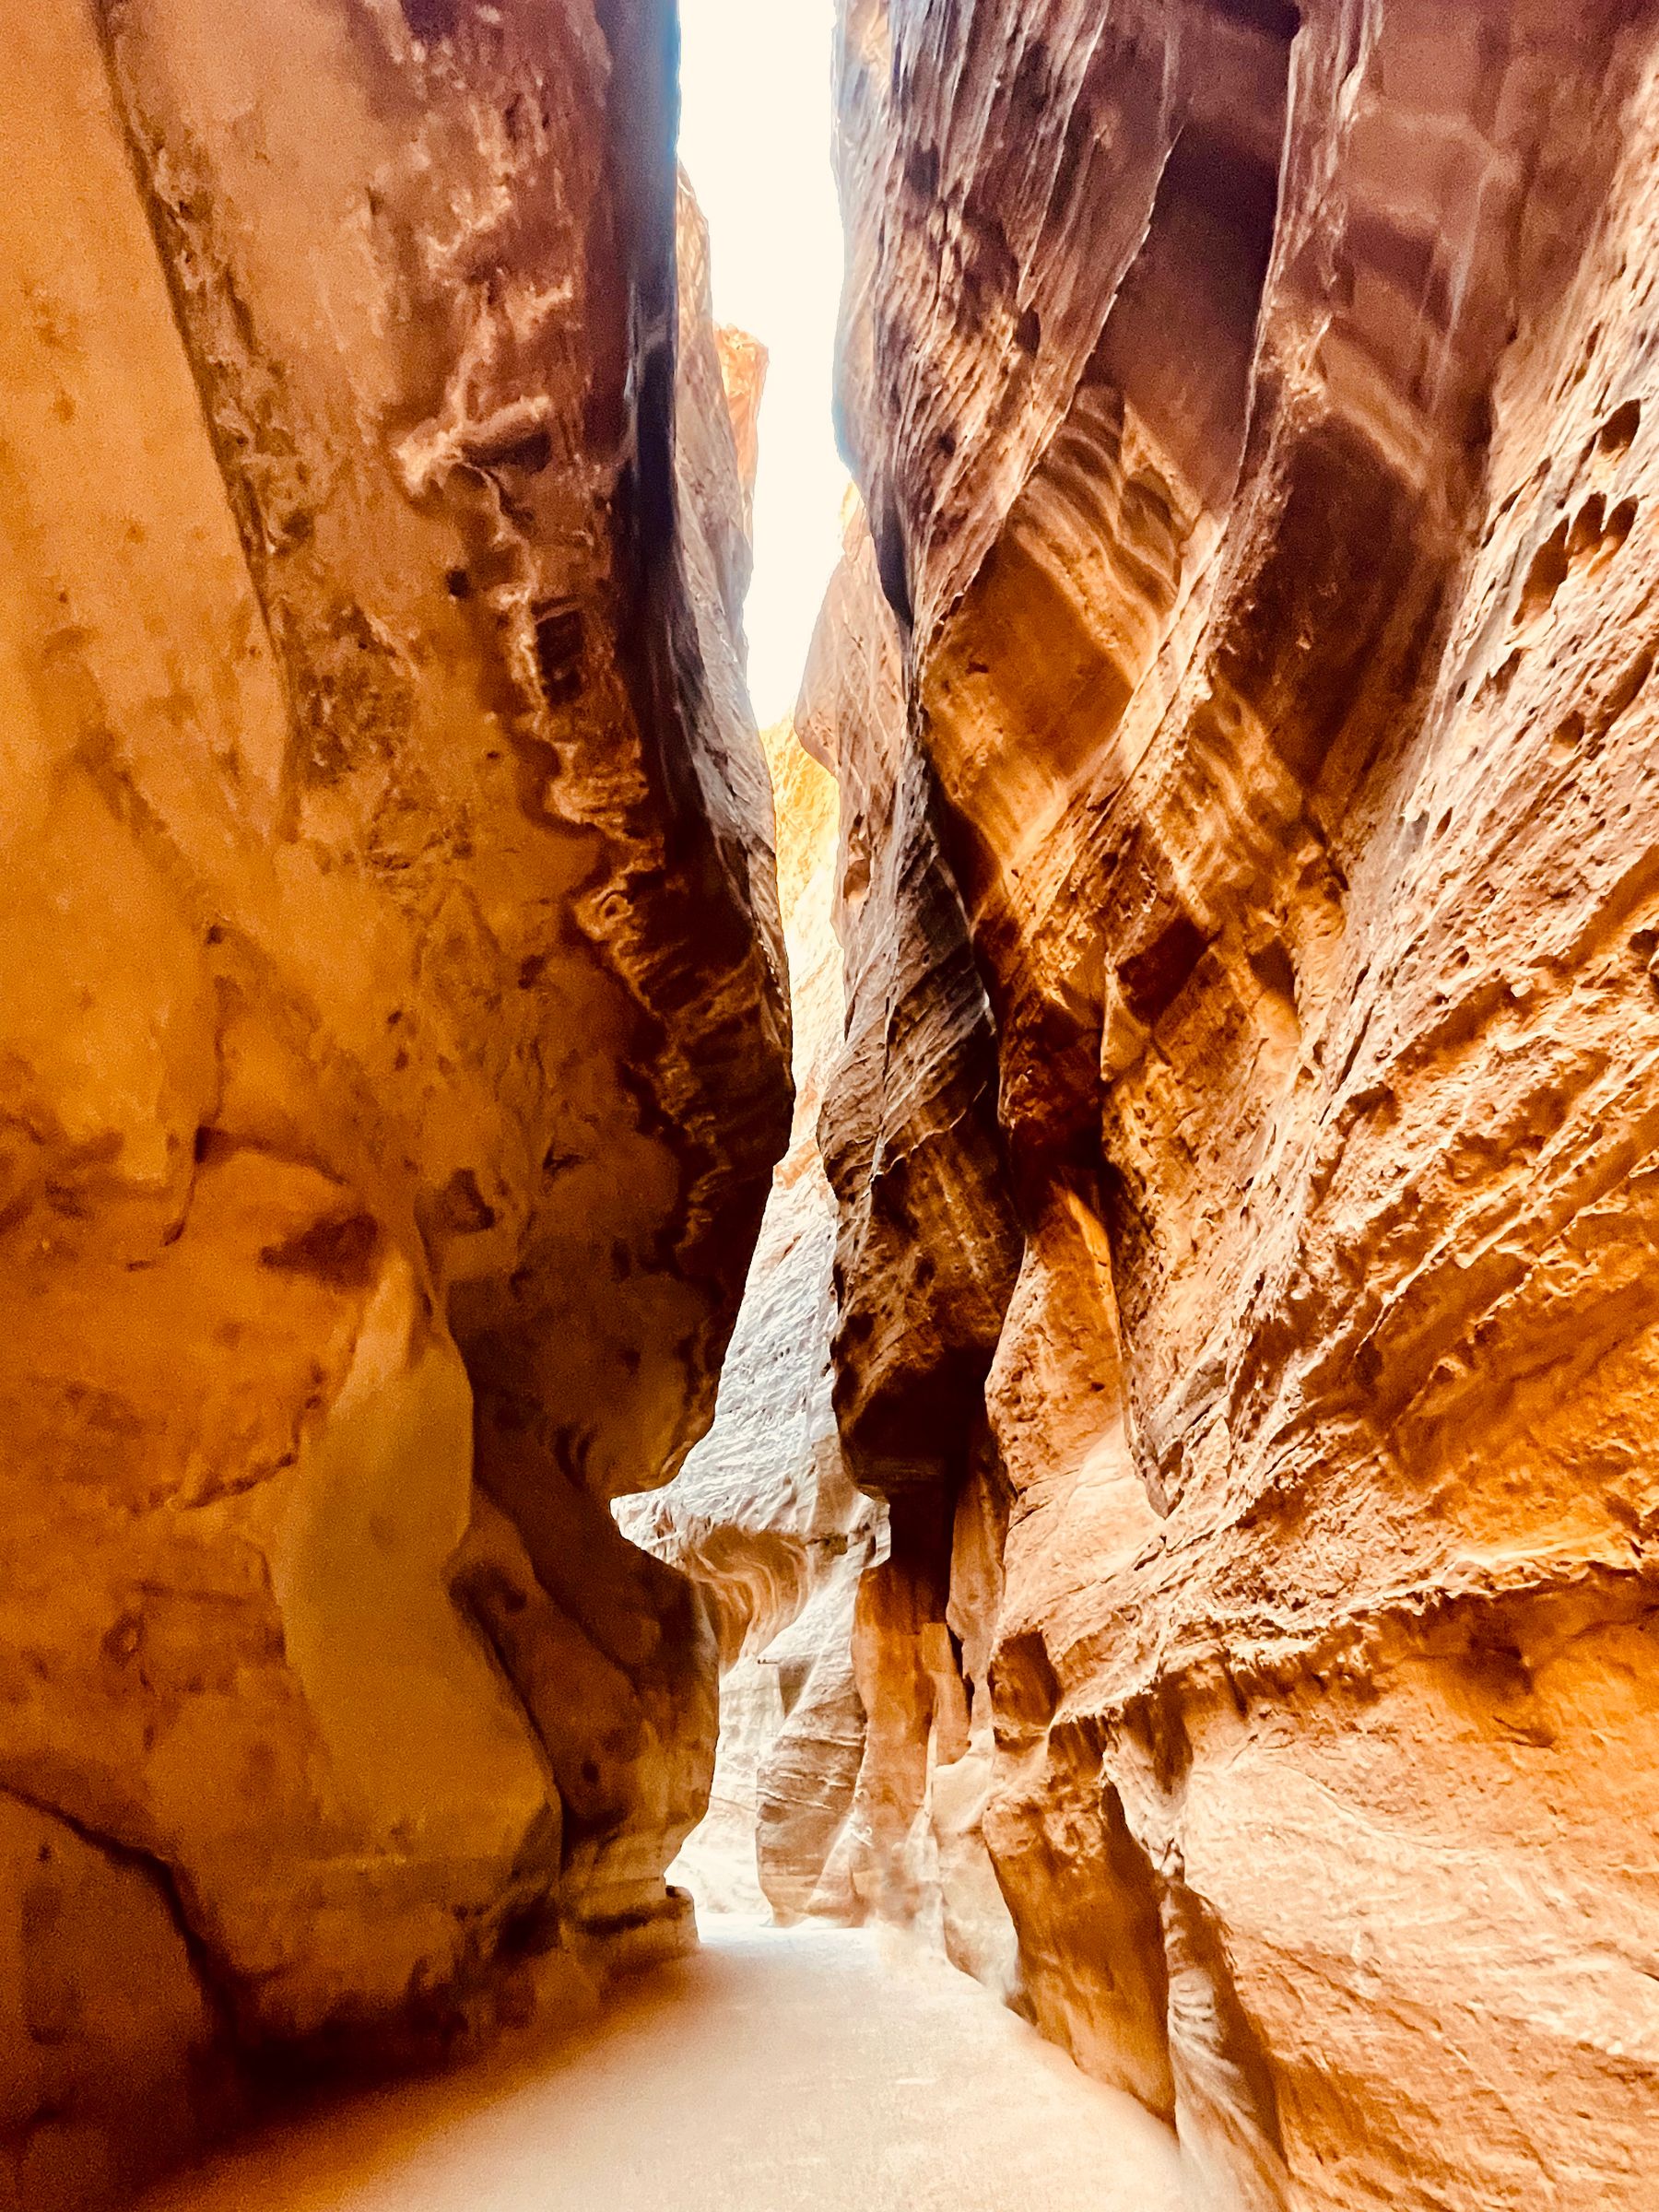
xmin=0 ymin=5 xmax=786 ymax=2200
xmin=823 ymin=2 xmax=1659 ymax=2205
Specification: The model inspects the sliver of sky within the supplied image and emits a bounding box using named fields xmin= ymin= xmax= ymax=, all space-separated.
xmin=678 ymin=0 xmax=848 ymax=726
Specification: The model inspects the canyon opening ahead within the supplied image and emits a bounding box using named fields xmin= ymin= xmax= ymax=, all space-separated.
xmin=1 ymin=3 xmax=1657 ymax=2209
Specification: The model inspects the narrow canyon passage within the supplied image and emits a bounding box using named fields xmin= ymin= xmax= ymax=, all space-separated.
xmin=6 ymin=2 xmax=1659 ymax=2209
xmin=137 ymin=1926 xmax=1182 ymax=2212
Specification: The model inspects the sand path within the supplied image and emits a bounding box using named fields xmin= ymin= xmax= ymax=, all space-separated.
xmin=138 ymin=1922 xmax=1184 ymax=2212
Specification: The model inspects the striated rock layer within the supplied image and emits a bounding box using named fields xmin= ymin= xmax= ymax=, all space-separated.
xmin=825 ymin=1 xmax=1659 ymax=2206
xmin=796 ymin=499 xmax=1020 ymax=1976
xmin=0 ymin=4 xmax=786 ymax=2204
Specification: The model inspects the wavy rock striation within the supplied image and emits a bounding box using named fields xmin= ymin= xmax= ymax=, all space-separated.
xmin=0 ymin=4 xmax=786 ymax=2203
xmin=825 ymin=1 xmax=1659 ymax=2205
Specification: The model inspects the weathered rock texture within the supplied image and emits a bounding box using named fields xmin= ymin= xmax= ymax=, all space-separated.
xmin=621 ymin=705 xmax=881 ymax=1924
xmin=826 ymin=1 xmax=1659 ymax=2205
xmin=795 ymin=500 xmax=1020 ymax=1977
xmin=0 ymin=5 xmax=785 ymax=2203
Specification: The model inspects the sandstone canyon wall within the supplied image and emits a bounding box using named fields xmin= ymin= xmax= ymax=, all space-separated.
xmin=794 ymin=500 xmax=1022 ymax=1980
xmin=0 ymin=5 xmax=786 ymax=2205
xmin=820 ymin=1 xmax=1659 ymax=2205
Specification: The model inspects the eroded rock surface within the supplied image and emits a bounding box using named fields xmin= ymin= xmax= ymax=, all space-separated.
xmin=0 ymin=4 xmax=785 ymax=2201
xmin=794 ymin=500 xmax=1019 ymax=1972
xmin=824 ymin=2 xmax=1659 ymax=2205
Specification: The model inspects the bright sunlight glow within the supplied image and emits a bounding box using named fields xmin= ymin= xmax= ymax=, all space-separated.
xmin=677 ymin=0 xmax=849 ymax=727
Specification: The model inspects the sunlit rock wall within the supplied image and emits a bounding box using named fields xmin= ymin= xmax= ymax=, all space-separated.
xmin=829 ymin=0 xmax=1659 ymax=2205
xmin=0 ymin=3 xmax=787 ymax=2202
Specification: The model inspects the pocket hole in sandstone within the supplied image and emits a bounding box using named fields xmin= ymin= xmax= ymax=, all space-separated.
xmin=1569 ymin=494 xmax=1606 ymax=559
xmin=1118 ymin=913 xmax=1208 ymax=1028
xmin=1481 ymin=647 xmax=1523 ymax=701
xmin=1597 ymin=398 xmax=1641 ymax=457
xmin=1550 ymin=709 xmax=1586 ymax=756
xmin=1599 ymin=641 xmax=1653 ymax=729
xmin=1518 ymin=520 xmax=1571 ymax=621
xmin=1603 ymin=496 xmax=1639 ymax=557
xmin=1568 ymin=322 xmax=1603 ymax=389
xmin=1246 ymin=938 xmax=1298 ymax=1006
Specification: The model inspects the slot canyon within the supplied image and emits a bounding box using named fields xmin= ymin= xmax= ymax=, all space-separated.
xmin=2 ymin=1 xmax=1657 ymax=2207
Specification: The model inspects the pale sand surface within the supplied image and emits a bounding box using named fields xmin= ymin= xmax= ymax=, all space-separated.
xmin=138 ymin=1923 xmax=1184 ymax=2211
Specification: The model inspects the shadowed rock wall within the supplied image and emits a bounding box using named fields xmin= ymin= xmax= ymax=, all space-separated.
xmin=0 ymin=3 xmax=787 ymax=2202
xmin=823 ymin=1 xmax=1659 ymax=2204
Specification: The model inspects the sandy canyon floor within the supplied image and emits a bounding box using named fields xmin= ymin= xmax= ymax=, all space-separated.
xmin=136 ymin=1924 xmax=1183 ymax=2211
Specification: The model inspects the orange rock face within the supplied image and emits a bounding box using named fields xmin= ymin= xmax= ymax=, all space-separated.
xmin=0 ymin=3 xmax=786 ymax=2201
xmin=823 ymin=1 xmax=1659 ymax=2204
